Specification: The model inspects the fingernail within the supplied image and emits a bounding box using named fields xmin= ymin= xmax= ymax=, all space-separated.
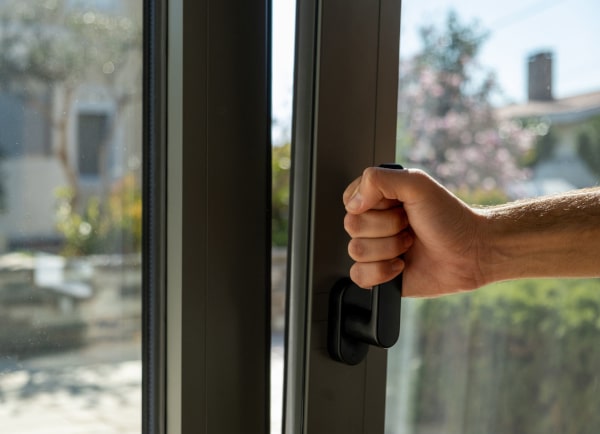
xmin=346 ymin=191 xmax=363 ymax=212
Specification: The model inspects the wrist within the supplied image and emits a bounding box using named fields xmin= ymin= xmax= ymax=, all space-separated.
xmin=475 ymin=207 xmax=533 ymax=285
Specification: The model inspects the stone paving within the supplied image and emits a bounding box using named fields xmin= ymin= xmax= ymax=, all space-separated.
xmin=0 ymin=341 xmax=284 ymax=433
xmin=0 ymin=362 xmax=141 ymax=433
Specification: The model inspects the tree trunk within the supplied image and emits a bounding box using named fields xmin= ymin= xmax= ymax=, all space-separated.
xmin=54 ymin=85 xmax=80 ymax=208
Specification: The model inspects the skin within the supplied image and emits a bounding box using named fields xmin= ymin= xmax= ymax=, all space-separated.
xmin=343 ymin=167 xmax=600 ymax=297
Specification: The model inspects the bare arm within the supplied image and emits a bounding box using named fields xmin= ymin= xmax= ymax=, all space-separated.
xmin=343 ymin=167 xmax=600 ymax=297
xmin=478 ymin=188 xmax=600 ymax=283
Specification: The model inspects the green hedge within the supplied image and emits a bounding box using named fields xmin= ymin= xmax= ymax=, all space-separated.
xmin=411 ymin=278 xmax=600 ymax=434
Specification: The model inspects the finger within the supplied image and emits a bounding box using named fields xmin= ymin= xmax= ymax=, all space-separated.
xmin=348 ymin=231 xmax=414 ymax=262
xmin=349 ymin=258 xmax=405 ymax=289
xmin=345 ymin=167 xmax=438 ymax=214
xmin=342 ymin=176 xmax=361 ymax=205
xmin=343 ymin=175 xmax=398 ymax=210
xmin=344 ymin=168 xmax=393 ymax=214
xmin=344 ymin=207 xmax=408 ymax=238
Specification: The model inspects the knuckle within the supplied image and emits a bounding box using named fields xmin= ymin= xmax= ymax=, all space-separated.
xmin=344 ymin=214 xmax=361 ymax=236
xmin=350 ymin=264 xmax=370 ymax=288
xmin=350 ymin=262 xmax=391 ymax=289
xmin=347 ymin=239 xmax=366 ymax=261
xmin=410 ymin=168 xmax=434 ymax=187
xmin=361 ymin=166 xmax=380 ymax=187
xmin=362 ymin=166 xmax=377 ymax=178
xmin=410 ymin=168 xmax=426 ymax=177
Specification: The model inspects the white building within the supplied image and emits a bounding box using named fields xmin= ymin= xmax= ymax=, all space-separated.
xmin=499 ymin=51 xmax=600 ymax=197
xmin=0 ymin=0 xmax=142 ymax=251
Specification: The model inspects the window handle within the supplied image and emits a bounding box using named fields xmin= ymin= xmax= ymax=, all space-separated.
xmin=328 ymin=163 xmax=404 ymax=365
xmin=328 ymin=275 xmax=402 ymax=365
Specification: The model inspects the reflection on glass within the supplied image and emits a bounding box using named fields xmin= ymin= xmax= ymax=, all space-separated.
xmin=0 ymin=1 xmax=142 ymax=432
xmin=387 ymin=1 xmax=600 ymax=433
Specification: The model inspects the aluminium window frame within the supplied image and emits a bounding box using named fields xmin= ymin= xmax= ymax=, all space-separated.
xmin=143 ymin=0 xmax=167 ymax=433
xmin=144 ymin=0 xmax=272 ymax=433
xmin=285 ymin=0 xmax=402 ymax=433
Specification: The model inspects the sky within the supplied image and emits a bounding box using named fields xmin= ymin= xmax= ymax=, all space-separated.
xmin=271 ymin=0 xmax=296 ymax=144
xmin=271 ymin=0 xmax=600 ymax=144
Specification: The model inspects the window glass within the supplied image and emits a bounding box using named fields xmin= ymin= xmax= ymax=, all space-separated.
xmin=386 ymin=1 xmax=600 ymax=433
xmin=271 ymin=0 xmax=296 ymax=432
xmin=0 ymin=1 xmax=143 ymax=432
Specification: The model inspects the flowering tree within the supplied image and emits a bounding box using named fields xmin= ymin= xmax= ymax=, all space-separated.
xmin=397 ymin=12 xmax=535 ymax=195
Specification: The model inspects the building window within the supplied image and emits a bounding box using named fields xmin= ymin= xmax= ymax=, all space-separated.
xmin=77 ymin=112 xmax=110 ymax=177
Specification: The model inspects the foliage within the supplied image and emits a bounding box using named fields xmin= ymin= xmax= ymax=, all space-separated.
xmin=55 ymin=187 xmax=103 ymax=256
xmin=397 ymin=12 xmax=536 ymax=193
xmin=577 ymin=115 xmax=600 ymax=177
xmin=104 ymin=174 xmax=143 ymax=253
xmin=412 ymin=278 xmax=600 ymax=433
xmin=521 ymin=121 xmax=556 ymax=167
xmin=0 ymin=0 xmax=141 ymax=91
xmin=55 ymin=174 xmax=142 ymax=256
xmin=454 ymin=186 xmax=508 ymax=207
xmin=272 ymin=143 xmax=291 ymax=246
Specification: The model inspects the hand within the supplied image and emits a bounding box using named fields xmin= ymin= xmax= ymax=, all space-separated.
xmin=343 ymin=167 xmax=485 ymax=297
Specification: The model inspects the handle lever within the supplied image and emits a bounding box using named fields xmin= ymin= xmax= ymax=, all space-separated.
xmin=328 ymin=276 xmax=402 ymax=365
xmin=328 ymin=163 xmax=404 ymax=365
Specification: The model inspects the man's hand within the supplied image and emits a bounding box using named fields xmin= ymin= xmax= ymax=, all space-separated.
xmin=344 ymin=167 xmax=600 ymax=297
xmin=343 ymin=167 xmax=485 ymax=297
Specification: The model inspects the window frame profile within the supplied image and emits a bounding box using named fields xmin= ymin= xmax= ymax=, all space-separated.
xmin=144 ymin=0 xmax=272 ymax=433
xmin=142 ymin=0 xmax=167 ymax=432
xmin=285 ymin=0 xmax=402 ymax=433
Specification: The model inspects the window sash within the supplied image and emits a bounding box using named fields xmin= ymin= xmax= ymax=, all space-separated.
xmin=285 ymin=0 xmax=402 ymax=433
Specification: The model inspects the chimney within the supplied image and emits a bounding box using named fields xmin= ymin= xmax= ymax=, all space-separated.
xmin=528 ymin=51 xmax=553 ymax=101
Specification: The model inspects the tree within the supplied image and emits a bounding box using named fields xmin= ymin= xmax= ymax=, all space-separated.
xmin=397 ymin=12 xmax=535 ymax=194
xmin=55 ymin=173 xmax=142 ymax=256
xmin=272 ymin=143 xmax=291 ymax=246
xmin=0 ymin=0 xmax=142 ymax=206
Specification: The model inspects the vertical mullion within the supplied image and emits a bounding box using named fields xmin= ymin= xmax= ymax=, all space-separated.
xmin=180 ymin=0 xmax=208 ymax=430
xmin=143 ymin=0 xmax=168 ymax=432
xmin=373 ymin=0 xmax=402 ymax=165
xmin=284 ymin=0 xmax=321 ymax=431
xmin=167 ymin=0 xmax=271 ymax=433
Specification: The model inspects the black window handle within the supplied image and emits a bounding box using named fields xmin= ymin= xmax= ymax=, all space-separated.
xmin=328 ymin=275 xmax=402 ymax=365
xmin=328 ymin=163 xmax=404 ymax=365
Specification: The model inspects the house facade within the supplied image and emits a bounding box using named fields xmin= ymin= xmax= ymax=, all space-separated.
xmin=499 ymin=51 xmax=600 ymax=197
xmin=0 ymin=0 xmax=142 ymax=252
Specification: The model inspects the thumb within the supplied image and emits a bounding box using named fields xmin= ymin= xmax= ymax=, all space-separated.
xmin=344 ymin=166 xmax=408 ymax=214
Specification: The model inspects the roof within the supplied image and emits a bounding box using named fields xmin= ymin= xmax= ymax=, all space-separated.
xmin=497 ymin=90 xmax=600 ymax=124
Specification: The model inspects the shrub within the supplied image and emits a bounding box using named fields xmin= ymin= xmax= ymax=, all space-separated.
xmin=412 ymin=278 xmax=600 ymax=433
xmin=55 ymin=174 xmax=142 ymax=256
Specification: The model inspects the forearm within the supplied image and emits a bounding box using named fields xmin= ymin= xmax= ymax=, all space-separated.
xmin=477 ymin=188 xmax=600 ymax=284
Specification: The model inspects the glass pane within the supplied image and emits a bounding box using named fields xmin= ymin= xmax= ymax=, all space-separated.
xmin=387 ymin=1 xmax=600 ymax=433
xmin=272 ymin=0 xmax=295 ymax=432
xmin=0 ymin=1 xmax=143 ymax=432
